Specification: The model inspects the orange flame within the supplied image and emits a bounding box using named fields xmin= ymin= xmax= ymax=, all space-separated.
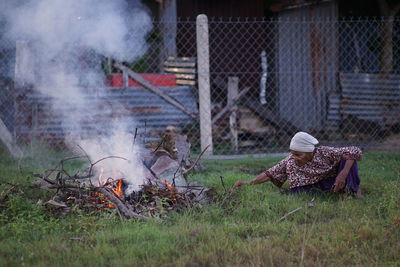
xmin=158 ymin=179 xmax=177 ymax=201
xmin=91 ymin=169 xmax=124 ymax=208
xmin=113 ymin=179 xmax=124 ymax=198
xmin=103 ymin=179 xmax=124 ymax=208
xmin=159 ymin=179 xmax=172 ymax=189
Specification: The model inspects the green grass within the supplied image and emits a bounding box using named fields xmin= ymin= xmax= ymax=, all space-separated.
xmin=0 ymin=144 xmax=399 ymax=266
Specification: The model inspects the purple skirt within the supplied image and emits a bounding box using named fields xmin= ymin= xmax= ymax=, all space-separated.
xmin=289 ymin=160 xmax=360 ymax=194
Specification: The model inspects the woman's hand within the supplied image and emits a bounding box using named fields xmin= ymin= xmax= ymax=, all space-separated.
xmin=333 ymin=171 xmax=347 ymax=192
xmin=333 ymin=160 xmax=354 ymax=193
xmin=233 ymin=181 xmax=248 ymax=189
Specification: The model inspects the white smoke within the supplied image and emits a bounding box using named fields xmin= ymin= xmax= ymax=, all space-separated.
xmin=0 ymin=0 xmax=153 ymax=190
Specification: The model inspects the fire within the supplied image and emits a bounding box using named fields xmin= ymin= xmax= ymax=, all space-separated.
xmin=96 ymin=167 xmax=124 ymax=205
xmin=99 ymin=179 xmax=124 ymax=208
xmin=113 ymin=179 xmax=124 ymax=198
xmin=90 ymin=166 xmax=178 ymax=208
xmin=159 ymin=179 xmax=172 ymax=189
xmin=89 ymin=167 xmax=125 ymax=208
xmin=157 ymin=179 xmax=177 ymax=201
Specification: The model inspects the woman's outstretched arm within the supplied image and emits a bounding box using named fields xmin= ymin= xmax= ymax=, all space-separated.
xmin=233 ymin=172 xmax=271 ymax=189
xmin=233 ymin=156 xmax=290 ymax=189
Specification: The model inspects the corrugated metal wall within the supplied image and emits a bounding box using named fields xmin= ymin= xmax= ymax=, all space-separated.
xmin=277 ymin=1 xmax=338 ymax=130
xmin=339 ymin=73 xmax=400 ymax=125
xmin=13 ymin=86 xmax=198 ymax=144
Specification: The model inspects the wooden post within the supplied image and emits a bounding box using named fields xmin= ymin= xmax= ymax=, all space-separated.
xmin=228 ymin=77 xmax=239 ymax=153
xmin=196 ymin=14 xmax=213 ymax=155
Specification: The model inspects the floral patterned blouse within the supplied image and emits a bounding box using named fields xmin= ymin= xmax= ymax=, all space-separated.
xmin=265 ymin=146 xmax=362 ymax=188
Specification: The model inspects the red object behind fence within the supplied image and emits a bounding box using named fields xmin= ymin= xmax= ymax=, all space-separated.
xmin=106 ymin=73 xmax=176 ymax=87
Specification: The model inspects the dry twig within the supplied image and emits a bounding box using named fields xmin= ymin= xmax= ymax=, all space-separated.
xmin=182 ymin=144 xmax=210 ymax=175
xmin=277 ymin=207 xmax=303 ymax=222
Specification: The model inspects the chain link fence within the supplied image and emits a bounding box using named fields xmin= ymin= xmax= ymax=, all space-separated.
xmin=0 ymin=17 xmax=399 ymax=158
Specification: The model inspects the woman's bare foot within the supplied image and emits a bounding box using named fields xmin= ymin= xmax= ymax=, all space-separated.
xmin=356 ymin=186 xmax=363 ymax=199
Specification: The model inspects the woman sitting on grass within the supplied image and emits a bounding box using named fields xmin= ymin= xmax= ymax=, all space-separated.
xmin=234 ymin=132 xmax=362 ymax=196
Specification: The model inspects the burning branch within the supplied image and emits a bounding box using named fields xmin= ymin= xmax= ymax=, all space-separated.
xmin=94 ymin=187 xmax=148 ymax=220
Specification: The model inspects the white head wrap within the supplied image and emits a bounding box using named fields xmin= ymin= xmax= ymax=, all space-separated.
xmin=289 ymin=132 xmax=319 ymax=152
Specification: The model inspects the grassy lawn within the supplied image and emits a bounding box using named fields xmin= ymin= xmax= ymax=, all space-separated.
xmin=0 ymin=145 xmax=399 ymax=267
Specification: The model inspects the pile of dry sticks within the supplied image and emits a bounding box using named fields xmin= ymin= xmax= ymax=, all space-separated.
xmin=31 ymin=147 xmax=211 ymax=220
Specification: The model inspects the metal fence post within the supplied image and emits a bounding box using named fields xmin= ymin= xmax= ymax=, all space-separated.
xmin=196 ymin=14 xmax=213 ymax=155
xmin=228 ymin=77 xmax=239 ymax=153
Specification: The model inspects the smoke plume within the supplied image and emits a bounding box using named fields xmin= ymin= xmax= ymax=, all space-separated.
xmin=0 ymin=0 xmax=152 ymax=190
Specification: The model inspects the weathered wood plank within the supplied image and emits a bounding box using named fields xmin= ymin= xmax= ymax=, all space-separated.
xmin=176 ymin=79 xmax=196 ymax=86
xmin=163 ymin=61 xmax=196 ymax=68
xmin=164 ymin=67 xmax=196 ymax=74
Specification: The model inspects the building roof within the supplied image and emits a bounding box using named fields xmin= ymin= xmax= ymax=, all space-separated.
xmin=269 ymin=0 xmax=333 ymax=12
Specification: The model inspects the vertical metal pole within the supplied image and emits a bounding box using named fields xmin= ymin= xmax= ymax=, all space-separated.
xmin=160 ymin=0 xmax=177 ymax=60
xmin=122 ymin=69 xmax=128 ymax=87
xmin=227 ymin=77 xmax=239 ymax=153
xmin=107 ymin=57 xmax=112 ymax=74
xmin=196 ymin=14 xmax=213 ymax=155
xmin=31 ymin=103 xmax=38 ymax=154
xmin=259 ymin=50 xmax=267 ymax=105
